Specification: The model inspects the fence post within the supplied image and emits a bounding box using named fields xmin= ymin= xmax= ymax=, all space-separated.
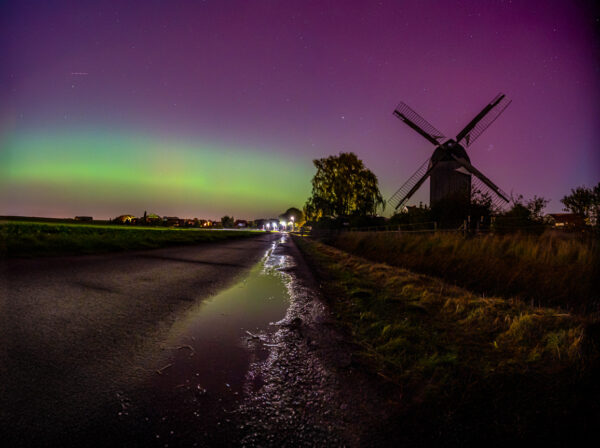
xmin=434 ymin=222 xmax=437 ymax=232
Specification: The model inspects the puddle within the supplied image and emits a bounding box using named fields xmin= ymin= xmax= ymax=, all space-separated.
xmin=155 ymin=235 xmax=290 ymax=393
xmin=110 ymin=233 xmax=384 ymax=447
xmin=125 ymin=235 xmax=292 ymax=444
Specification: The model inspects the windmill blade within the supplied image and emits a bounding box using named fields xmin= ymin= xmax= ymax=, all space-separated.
xmin=393 ymin=102 xmax=445 ymax=146
xmin=455 ymin=93 xmax=511 ymax=147
xmin=388 ymin=158 xmax=437 ymax=211
xmin=450 ymin=154 xmax=509 ymax=202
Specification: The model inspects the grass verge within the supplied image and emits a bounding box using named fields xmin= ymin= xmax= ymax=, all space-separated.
xmin=320 ymin=230 xmax=599 ymax=312
xmin=294 ymin=236 xmax=600 ymax=446
xmin=0 ymin=221 xmax=262 ymax=257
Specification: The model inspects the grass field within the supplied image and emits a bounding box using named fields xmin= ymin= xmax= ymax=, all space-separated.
xmin=294 ymin=236 xmax=600 ymax=446
xmin=0 ymin=220 xmax=262 ymax=257
xmin=318 ymin=230 xmax=599 ymax=313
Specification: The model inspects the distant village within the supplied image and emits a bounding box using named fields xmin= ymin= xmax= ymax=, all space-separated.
xmin=67 ymin=208 xmax=594 ymax=232
xmin=72 ymin=210 xmax=300 ymax=231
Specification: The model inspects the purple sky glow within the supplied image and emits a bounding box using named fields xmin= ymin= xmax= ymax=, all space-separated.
xmin=1 ymin=0 xmax=599 ymax=219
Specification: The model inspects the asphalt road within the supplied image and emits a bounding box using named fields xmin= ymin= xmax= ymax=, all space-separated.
xmin=0 ymin=233 xmax=278 ymax=446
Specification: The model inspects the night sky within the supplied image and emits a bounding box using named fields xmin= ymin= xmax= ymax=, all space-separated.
xmin=1 ymin=0 xmax=599 ymax=220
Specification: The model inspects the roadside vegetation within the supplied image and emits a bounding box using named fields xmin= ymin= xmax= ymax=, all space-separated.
xmin=320 ymin=230 xmax=599 ymax=313
xmin=301 ymin=153 xmax=598 ymax=313
xmin=0 ymin=220 xmax=261 ymax=257
xmin=295 ymin=236 xmax=600 ymax=446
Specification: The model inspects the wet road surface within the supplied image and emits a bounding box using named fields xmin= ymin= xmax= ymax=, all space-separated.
xmin=1 ymin=234 xmax=392 ymax=446
xmin=0 ymin=234 xmax=275 ymax=445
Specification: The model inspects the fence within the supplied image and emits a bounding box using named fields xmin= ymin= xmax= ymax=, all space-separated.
xmin=309 ymin=216 xmax=594 ymax=239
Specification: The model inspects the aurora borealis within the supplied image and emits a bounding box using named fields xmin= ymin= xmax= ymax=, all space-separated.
xmin=1 ymin=0 xmax=599 ymax=219
xmin=0 ymin=131 xmax=312 ymax=219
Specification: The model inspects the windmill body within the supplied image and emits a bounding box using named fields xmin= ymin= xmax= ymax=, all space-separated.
xmin=388 ymin=94 xmax=512 ymax=224
xmin=430 ymin=140 xmax=471 ymax=211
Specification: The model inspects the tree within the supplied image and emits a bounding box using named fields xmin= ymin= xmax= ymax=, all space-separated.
xmin=221 ymin=215 xmax=235 ymax=228
xmin=468 ymin=187 xmax=496 ymax=229
xmin=525 ymin=195 xmax=549 ymax=222
xmin=493 ymin=194 xmax=549 ymax=233
xmin=304 ymin=152 xmax=384 ymax=221
xmin=561 ymin=183 xmax=599 ymax=226
xmin=502 ymin=194 xmax=548 ymax=221
xmin=279 ymin=207 xmax=305 ymax=227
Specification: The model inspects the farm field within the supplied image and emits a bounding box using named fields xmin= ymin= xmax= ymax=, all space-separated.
xmin=294 ymin=235 xmax=600 ymax=445
xmin=0 ymin=220 xmax=262 ymax=257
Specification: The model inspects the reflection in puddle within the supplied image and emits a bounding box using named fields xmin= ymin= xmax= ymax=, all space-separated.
xmin=157 ymin=236 xmax=289 ymax=391
xmin=133 ymin=235 xmax=291 ymax=443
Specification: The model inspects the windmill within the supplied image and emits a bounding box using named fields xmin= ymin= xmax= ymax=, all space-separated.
xmin=388 ymin=93 xmax=511 ymax=221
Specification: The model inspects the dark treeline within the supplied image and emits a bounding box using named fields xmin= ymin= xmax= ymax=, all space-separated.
xmin=302 ymin=152 xmax=599 ymax=234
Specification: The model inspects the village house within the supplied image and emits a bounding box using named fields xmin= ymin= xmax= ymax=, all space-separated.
xmin=547 ymin=213 xmax=586 ymax=229
xmin=114 ymin=214 xmax=136 ymax=224
xmin=163 ymin=216 xmax=181 ymax=226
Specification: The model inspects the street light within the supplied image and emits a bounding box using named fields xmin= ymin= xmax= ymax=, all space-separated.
xmin=291 ymin=216 xmax=295 ymax=232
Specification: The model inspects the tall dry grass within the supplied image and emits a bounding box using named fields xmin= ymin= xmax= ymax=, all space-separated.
xmin=294 ymin=236 xmax=600 ymax=445
xmin=323 ymin=230 xmax=599 ymax=313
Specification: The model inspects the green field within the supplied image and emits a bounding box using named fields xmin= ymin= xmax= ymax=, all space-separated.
xmin=0 ymin=220 xmax=262 ymax=257
xmin=294 ymin=236 xmax=599 ymax=445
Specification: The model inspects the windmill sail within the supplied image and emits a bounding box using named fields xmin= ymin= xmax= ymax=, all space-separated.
xmin=450 ymin=154 xmax=509 ymax=202
xmin=455 ymin=93 xmax=511 ymax=147
xmin=388 ymin=158 xmax=436 ymax=211
xmin=393 ymin=102 xmax=445 ymax=146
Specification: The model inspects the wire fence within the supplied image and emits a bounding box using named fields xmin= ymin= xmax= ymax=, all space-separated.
xmin=308 ymin=217 xmax=595 ymax=238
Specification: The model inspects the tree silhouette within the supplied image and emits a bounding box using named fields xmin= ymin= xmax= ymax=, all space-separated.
xmin=493 ymin=194 xmax=549 ymax=233
xmin=221 ymin=215 xmax=235 ymax=228
xmin=561 ymin=183 xmax=599 ymax=225
xmin=304 ymin=152 xmax=384 ymax=220
xmin=279 ymin=207 xmax=305 ymax=227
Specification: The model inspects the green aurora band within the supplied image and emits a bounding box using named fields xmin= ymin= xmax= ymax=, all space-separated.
xmin=0 ymin=130 xmax=313 ymax=219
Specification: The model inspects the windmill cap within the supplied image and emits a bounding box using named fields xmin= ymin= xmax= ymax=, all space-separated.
xmin=432 ymin=141 xmax=470 ymax=163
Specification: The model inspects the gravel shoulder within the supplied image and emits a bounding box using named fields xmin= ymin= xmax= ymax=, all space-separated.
xmin=233 ymin=235 xmax=398 ymax=447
